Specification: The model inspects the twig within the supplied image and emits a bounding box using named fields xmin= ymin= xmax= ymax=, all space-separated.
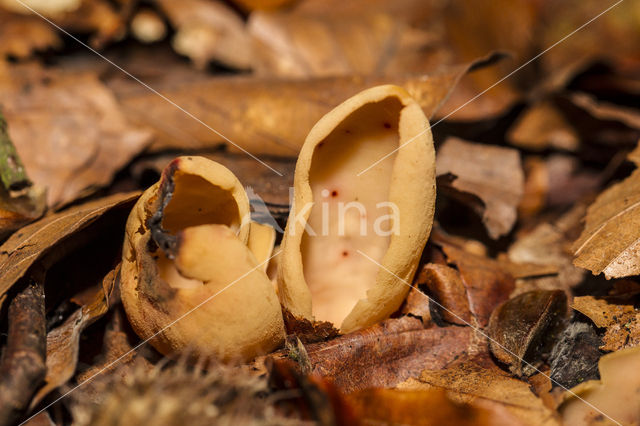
xmin=0 ymin=276 xmax=46 ymax=426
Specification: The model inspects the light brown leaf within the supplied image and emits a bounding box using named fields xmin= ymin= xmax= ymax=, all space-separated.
xmin=114 ymin=67 xmax=468 ymax=156
xmin=572 ymin=145 xmax=640 ymax=278
xmin=401 ymin=356 xmax=560 ymax=426
xmin=560 ymin=346 xmax=640 ymax=426
xmin=158 ymin=0 xmax=251 ymax=70
xmin=572 ymin=295 xmax=640 ymax=352
xmin=507 ymin=101 xmax=579 ymax=152
xmin=510 ymin=204 xmax=587 ymax=296
xmin=248 ymin=7 xmax=437 ymax=78
xmin=436 ymin=137 xmax=524 ymax=239
xmin=0 ymin=10 xmax=62 ymax=59
xmin=0 ymin=191 xmax=139 ymax=300
xmin=0 ymin=64 xmax=151 ymax=206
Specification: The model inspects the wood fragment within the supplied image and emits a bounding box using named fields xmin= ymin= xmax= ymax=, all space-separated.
xmin=0 ymin=277 xmax=46 ymax=426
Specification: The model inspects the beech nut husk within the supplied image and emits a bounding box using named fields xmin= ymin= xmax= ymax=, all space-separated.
xmin=121 ymin=156 xmax=285 ymax=362
xmin=277 ymin=85 xmax=436 ymax=333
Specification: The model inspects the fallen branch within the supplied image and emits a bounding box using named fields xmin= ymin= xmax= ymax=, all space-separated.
xmin=0 ymin=276 xmax=46 ymax=426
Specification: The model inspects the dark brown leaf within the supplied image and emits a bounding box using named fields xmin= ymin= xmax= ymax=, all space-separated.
xmin=488 ymin=290 xmax=567 ymax=376
xmin=30 ymin=267 xmax=119 ymax=408
xmin=0 ymin=191 xmax=139 ymax=300
xmin=418 ymin=263 xmax=472 ymax=325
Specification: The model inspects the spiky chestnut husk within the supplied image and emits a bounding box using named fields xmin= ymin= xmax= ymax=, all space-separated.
xmin=71 ymin=361 xmax=304 ymax=426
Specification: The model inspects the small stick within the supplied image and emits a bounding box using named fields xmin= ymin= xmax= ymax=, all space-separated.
xmin=0 ymin=110 xmax=31 ymax=192
xmin=0 ymin=276 xmax=46 ymax=426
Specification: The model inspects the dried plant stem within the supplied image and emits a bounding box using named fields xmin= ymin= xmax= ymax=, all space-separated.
xmin=0 ymin=277 xmax=46 ymax=426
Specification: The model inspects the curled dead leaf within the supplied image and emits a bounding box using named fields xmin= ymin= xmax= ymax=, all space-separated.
xmin=488 ymin=290 xmax=567 ymax=377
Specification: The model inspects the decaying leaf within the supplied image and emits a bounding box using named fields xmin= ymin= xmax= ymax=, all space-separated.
xmin=113 ymin=67 xmax=468 ymax=155
xmin=434 ymin=239 xmax=515 ymax=327
xmin=273 ymin=316 xmax=479 ymax=393
xmin=507 ymin=101 xmax=579 ymax=152
xmin=345 ymin=388 xmax=522 ymax=426
xmin=560 ymin=346 xmax=640 ymax=426
xmin=572 ymin=142 xmax=640 ymax=278
xmin=572 ymin=293 xmax=640 ymax=352
xmin=248 ymin=6 xmax=435 ymax=78
xmin=549 ymin=322 xmax=602 ymax=390
xmin=436 ymin=137 xmax=524 ymax=239
xmin=510 ymin=204 xmax=587 ymax=296
xmin=1 ymin=0 xmax=132 ymax=48
xmin=0 ymin=64 xmax=152 ymax=206
xmin=418 ymin=263 xmax=472 ymax=325
xmin=488 ymin=290 xmax=567 ymax=377
xmin=0 ymin=9 xmax=62 ymax=59
xmin=0 ymin=191 xmax=139 ymax=300
xmin=401 ymin=356 xmax=561 ymax=426
xmin=30 ymin=267 xmax=119 ymax=408
xmin=158 ymin=0 xmax=252 ymax=70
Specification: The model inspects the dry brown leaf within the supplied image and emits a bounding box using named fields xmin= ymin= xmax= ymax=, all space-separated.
xmin=568 ymin=92 xmax=640 ymax=131
xmin=418 ymin=263 xmax=472 ymax=325
xmin=572 ymin=144 xmax=640 ymax=278
xmin=539 ymin=0 xmax=640 ymax=76
xmin=507 ymin=101 xmax=579 ymax=152
xmin=572 ymin=295 xmax=640 ymax=352
xmin=345 ymin=388 xmax=522 ymax=426
xmin=158 ymin=0 xmax=251 ymax=70
xmin=488 ymin=290 xmax=567 ymax=376
xmin=436 ymin=137 xmax=524 ymax=239
xmin=30 ymin=267 xmax=119 ymax=408
xmin=0 ymin=64 xmax=151 ymax=207
xmin=401 ymin=356 xmax=560 ymax=426
xmin=113 ymin=67 xmax=468 ymax=155
xmin=560 ymin=345 xmax=640 ymax=426
xmin=2 ymin=0 xmax=132 ymax=48
xmin=230 ymin=0 xmax=296 ymax=11
xmin=0 ymin=191 xmax=139 ymax=300
xmin=434 ymin=240 xmax=515 ymax=327
xmin=248 ymin=8 xmax=437 ymax=78
xmin=0 ymin=10 xmax=62 ymax=59
xmin=510 ymin=204 xmax=587 ymax=296
xmin=274 ymin=316 xmax=480 ymax=393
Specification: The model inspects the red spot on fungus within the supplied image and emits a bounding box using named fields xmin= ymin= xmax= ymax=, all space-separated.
xmin=383 ymin=122 xmax=391 ymax=129
xmin=331 ymin=190 xmax=338 ymax=197
xmin=342 ymin=251 xmax=349 ymax=257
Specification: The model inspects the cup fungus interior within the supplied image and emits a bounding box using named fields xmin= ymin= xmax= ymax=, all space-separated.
xmin=156 ymin=170 xmax=242 ymax=289
xmin=161 ymin=171 xmax=241 ymax=233
xmin=301 ymin=98 xmax=402 ymax=326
